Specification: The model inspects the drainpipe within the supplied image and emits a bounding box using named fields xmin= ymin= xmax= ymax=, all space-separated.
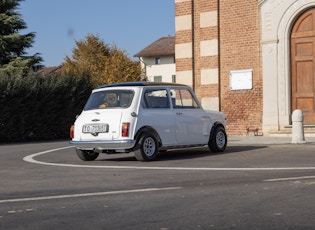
xmin=192 ymin=0 xmax=196 ymax=91
xmin=217 ymin=0 xmax=221 ymax=110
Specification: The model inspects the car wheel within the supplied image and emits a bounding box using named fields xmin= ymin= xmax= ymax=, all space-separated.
xmin=134 ymin=133 xmax=158 ymax=161
xmin=76 ymin=149 xmax=99 ymax=161
xmin=208 ymin=126 xmax=227 ymax=152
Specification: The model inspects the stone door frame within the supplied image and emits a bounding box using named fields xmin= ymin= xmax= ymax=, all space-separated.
xmin=259 ymin=0 xmax=315 ymax=134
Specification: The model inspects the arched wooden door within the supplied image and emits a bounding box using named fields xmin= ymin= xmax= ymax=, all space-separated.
xmin=291 ymin=8 xmax=315 ymax=124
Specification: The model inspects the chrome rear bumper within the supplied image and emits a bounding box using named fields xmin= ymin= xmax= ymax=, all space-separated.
xmin=70 ymin=139 xmax=136 ymax=151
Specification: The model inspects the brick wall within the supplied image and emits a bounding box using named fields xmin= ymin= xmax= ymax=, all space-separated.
xmin=175 ymin=0 xmax=262 ymax=136
xmin=219 ymin=0 xmax=262 ymax=135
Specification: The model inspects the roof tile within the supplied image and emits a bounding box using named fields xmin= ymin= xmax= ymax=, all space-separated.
xmin=134 ymin=36 xmax=175 ymax=57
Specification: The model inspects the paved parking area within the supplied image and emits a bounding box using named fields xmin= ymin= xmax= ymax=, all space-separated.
xmin=0 ymin=138 xmax=315 ymax=229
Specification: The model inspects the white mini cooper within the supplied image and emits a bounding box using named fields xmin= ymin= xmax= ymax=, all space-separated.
xmin=70 ymin=82 xmax=227 ymax=161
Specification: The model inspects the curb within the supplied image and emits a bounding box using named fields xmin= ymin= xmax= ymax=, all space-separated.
xmin=228 ymin=136 xmax=315 ymax=145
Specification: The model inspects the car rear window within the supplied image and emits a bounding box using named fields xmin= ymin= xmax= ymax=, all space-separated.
xmin=84 ymin=90 xmax=134 ymax=110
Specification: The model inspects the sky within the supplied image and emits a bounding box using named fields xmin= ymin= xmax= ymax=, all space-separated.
xmin=19 ymin=0 xmax=175 ymax=67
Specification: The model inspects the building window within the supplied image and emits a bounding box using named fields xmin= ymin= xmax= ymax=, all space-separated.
xmin=155 ymin=58 xmax=160 ymax=64
xmin=172 ymin=75 xmax=176 ymax=83
xmin=154 ymin=76 xmax=162 ymax=82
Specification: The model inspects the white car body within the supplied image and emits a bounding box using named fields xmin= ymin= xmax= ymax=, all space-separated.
xmin=70 ymin=82 xmax=227 ymax=161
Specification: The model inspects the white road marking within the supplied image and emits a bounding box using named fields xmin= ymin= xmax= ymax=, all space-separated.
xmin=0 ymin=187 xmax=181 ymax=204
xmin=263 ymin=176 xmax=315 ymax=182
xmin=23 ymin=146 xmax=315 ymax=171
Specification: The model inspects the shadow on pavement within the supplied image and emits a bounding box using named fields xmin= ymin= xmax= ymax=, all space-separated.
xmin=225 ymin=145 xmax=268 ymax=153
xmin=100 ymin=145 xmax=268 ymax=162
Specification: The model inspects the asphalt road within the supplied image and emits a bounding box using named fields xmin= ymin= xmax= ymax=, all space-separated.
xmin=0 ymin=140 xmax=315 ymax=229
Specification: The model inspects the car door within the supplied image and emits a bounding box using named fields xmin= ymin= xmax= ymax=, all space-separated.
xmin=136 ymin=88 xmax=177 ymax=145
xmin=170 ymin=88 xmax=210 ymax=144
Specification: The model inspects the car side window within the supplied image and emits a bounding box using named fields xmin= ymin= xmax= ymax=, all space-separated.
xmin=143 ymin=89 xmax=170 ymax=109
xmin=170 ymin=89 xmax=199 ymax=109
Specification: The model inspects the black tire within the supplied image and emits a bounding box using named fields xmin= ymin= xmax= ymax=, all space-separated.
xmin=208 ymin=126 xmax=227 ymax=153
xmin=76 ymin=149 xmax=99 ymax=161
xmin=134 ymin=133 xmax=159 ymax=161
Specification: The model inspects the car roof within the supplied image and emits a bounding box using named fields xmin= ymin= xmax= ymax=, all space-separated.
xmin=96 ymin=81 xmax=187 ymax=89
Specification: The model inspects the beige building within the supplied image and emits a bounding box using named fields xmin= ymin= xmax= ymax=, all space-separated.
xmin=134 ymin=36 xmax=176 ymax=83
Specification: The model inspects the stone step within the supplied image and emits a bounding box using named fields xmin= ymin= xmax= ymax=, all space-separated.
xmin=269 ymin=127 xmax=315 ymax=137
xmin=283 ymin=125 xmax=315 ymax=130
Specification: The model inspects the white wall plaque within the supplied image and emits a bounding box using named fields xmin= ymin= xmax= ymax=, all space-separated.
xmin=229 ymin=69 xmax=253 ymax=90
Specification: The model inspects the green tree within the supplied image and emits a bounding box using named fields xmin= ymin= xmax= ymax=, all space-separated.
xmin=0 ymin=0 xmax=43 ymax=73
xmin=63 ymin=34 xmax=141 ymax=86
xmin=0 ymin=70 xmax=93 ymax=142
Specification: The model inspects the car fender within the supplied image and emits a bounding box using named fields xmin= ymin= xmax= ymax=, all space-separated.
xmin=134 ymin=126 xmax=162 ymax=148
xmin=210 ymin=122 xmax=225 ymax=140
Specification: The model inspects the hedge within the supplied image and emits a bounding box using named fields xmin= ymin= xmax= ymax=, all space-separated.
xmin=0 ymin=71 xmax=93 ymax=142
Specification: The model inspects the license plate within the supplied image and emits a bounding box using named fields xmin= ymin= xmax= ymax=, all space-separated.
xmin=82 ymin=124 xmax=108 ymax=133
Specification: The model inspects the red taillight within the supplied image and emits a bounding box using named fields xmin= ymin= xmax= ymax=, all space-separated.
xmin=70 ymin=125 xmax=75 ymax=139
xmin=121 ymin=123 xmax=130 ymax=137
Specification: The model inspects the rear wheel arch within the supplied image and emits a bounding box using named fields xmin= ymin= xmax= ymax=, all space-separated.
xmin=134 ymin=126 xmax=162 ymax=148
xmin=133 ymin=126 xmax=162 ymax=161
xmin=210 ymin=122 xmax=225 ymax=137
xmin=209 ymin=122 xmax=227 ymax=153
